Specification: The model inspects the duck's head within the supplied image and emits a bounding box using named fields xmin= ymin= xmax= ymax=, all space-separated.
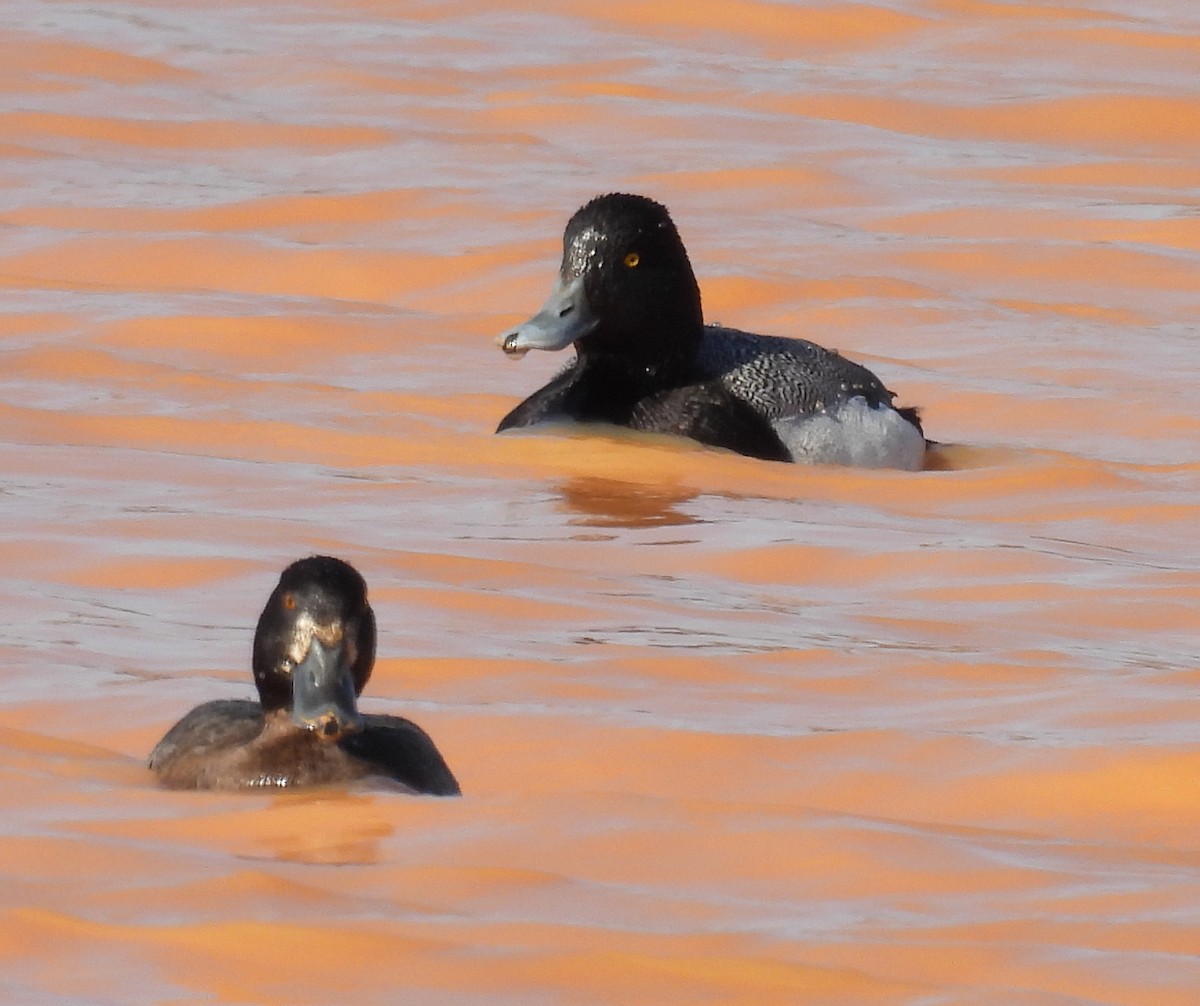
xmin=498 ymin=193 xmax=704 ymax=366
xmin=251 ymin=556 xmax=376 ymax=743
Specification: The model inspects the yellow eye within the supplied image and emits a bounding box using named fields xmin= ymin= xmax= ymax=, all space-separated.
xmin=623 ymin=252 xmax=640 ymax=268
xmin=282 ymin=593 xmax=296 ymax=610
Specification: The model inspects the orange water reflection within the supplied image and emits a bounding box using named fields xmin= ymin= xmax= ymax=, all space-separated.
xmin=2 ymin=1 xmax=1199 ymax=1004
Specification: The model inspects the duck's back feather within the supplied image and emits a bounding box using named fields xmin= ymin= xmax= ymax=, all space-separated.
xmin=341 ymin=714 xmax=461 ymax=796
xmin=698 ymin=326 xmax=905 ymax=421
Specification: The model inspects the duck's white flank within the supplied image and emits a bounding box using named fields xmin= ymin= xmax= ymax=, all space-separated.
xmin=773 ymin=397 xmax=925 ymax=470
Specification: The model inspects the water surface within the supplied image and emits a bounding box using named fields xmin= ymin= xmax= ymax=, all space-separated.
xmin=2 ymin=2 xmax=1199 ymax=1003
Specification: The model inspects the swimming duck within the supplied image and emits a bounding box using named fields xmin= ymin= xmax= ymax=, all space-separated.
xmin=496 ymin=193 xmax=926 ymax=469
xmin=149 ymin=556 xmax=460 ymax=794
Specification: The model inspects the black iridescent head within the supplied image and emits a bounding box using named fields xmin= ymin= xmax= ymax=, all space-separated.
xmin=251 ymin=556 xmax=376 ymax=741
xmin=498 ymin=193 xmax=705 ymax=365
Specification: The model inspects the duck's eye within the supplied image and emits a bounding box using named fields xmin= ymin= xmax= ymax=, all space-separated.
xmin=282 ymin=593 xmax=296 ymax=610
xmin=623 ymin=252 xmax=640 ymax=268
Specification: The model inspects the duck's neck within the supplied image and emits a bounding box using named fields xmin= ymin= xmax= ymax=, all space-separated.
xmin=576 ymin=317 xmax=703 ymax=374
xmin=575 ymin=342 xmax=692 ymax=389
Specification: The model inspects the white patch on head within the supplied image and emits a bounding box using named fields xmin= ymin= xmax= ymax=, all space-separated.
xmin=773 ymin=397 xmax=925 ymax=470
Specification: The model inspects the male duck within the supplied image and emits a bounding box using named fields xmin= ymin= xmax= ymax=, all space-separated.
xmin=496 ymin=193 xmax=926 ymax=469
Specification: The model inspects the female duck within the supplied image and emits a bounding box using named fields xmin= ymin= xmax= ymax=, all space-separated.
xmin=149 ymin=556 xmax=460 ymax=794
xmin=497 ymin=193 xmax=926 ymax=469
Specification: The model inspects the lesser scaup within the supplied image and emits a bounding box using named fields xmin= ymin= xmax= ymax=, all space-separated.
xmin=496 ymin=193 xmax=926 ymax=469
xmin=148 ymin=556 xmax=460 ymax=795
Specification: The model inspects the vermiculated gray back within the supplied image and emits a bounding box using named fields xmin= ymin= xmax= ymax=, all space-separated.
xmin=697 ymin=326 xmax=898 ymax=420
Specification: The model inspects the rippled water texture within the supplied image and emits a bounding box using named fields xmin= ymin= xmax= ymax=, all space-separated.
xmin=2 ymin=2 xmax=1199 ymax=1003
